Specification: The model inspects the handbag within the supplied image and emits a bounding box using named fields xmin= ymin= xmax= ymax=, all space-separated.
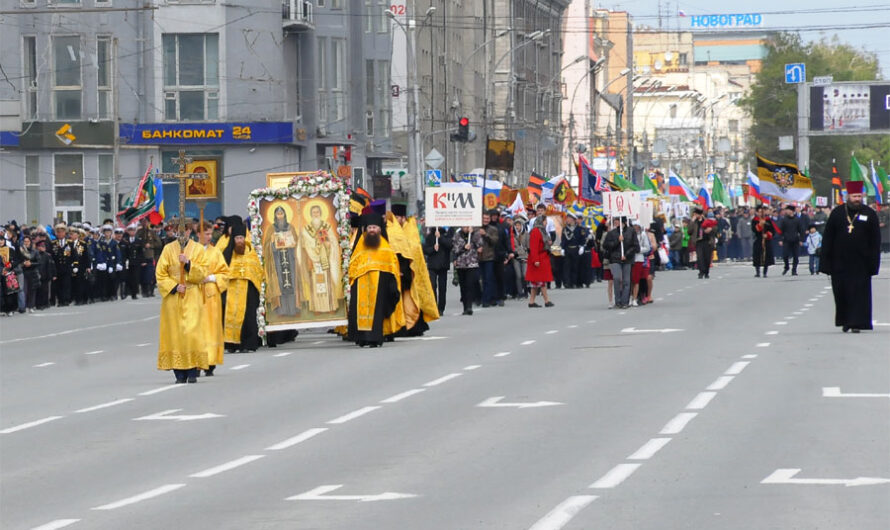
xmin=657 ymin=246 xmax=669 ymax=264
xmin=3 ymin=270 xmax=20 ymax=293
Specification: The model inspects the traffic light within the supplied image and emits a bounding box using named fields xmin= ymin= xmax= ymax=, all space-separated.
xmin=101 ymin=193 xmax=111 ymax=212
xmin=451 ymin=117 xmax=470 ymax=142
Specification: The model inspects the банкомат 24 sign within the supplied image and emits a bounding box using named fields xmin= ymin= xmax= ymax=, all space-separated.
xmin=120 ymin=122 xmax=293 ymax=145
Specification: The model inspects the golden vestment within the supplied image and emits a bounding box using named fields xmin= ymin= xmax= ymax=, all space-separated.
xmin=385 ymin=213 xmax=440 ymax=328
xmin=156 ymin=239 xmax=209 ymax=371
xmin=224 ymin=247 xmax=264 ymax=343
xmin=347 ymin=236 xmax=405 ymax=335
xmin=202 ymin=244 xmax=229 ymax=365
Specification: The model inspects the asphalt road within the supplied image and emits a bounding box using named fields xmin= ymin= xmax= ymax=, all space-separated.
xmin=1 ymin=263 xmax=888 ymax=530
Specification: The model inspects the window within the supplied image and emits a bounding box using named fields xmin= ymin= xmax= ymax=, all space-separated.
xmin=377 ymin=0 xmax=389 ymax=34
xmin=317 ymin=37 xmax=328 ymax=124
xmin=330 ymin=0 xmax=341 ymax=9
xmin=331 ymin=38 xmax=346 ymax=122
xmin=23 ymin=36 xmax=37 ymax=119
xmin=97 ymin=37 xmax=112 ymax=119
xmin=728 ymin=119 xmax=739 ymax=132
xmin=162 ymin=33 xmax=219 ymax=121
xmin=364 ymin=0 xmax=373 ymax=32
xmin=54 ymin=154 xmax=84 ymax=223
xmin=366 ymin=110 xmax=374 ymax=137
xmin=317 ymin=0 xmax=325 ymax=7
xmin=377 ymin=60 xmax=391 ymax=138
xmin=26 ymin=156 xmax=40 ymax=224
xmin=53 ymin=36 xmax=82 ymax=119
xmin=678 ymin=53 xmax=688 ymax=66
xmin=98 ymin=154 xmax=113 ymax=220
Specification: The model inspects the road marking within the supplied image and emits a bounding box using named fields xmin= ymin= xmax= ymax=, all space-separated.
xmin=587 ymin=320 xmax=597 ymax=324
xmin=0 ymin=416 xmax=63 ymax=434
xmin=273 ymin=351 xmax=295 ymax=357
xmin=785 ymin=316 xmax=796 ymax=320
xmin=229 ymin=364 xmax=250 ymax=371
xmin=75 ymin=398 xmax=133 ymax=414
xmin=135 ymin=343 xmax=151 ymax=347
xmin=762 ymin=468 xmax=890 ymax=487
xmin=804 ymin=303 xmax=813 ymax=307
xmin=621 ymin=327 xmax=683 ymax=334
xmin=822 ymin=387 xmax=890 ymax=399
xmin=660 ymin=412 xmax=698 ymax=435
xmin=628 ymin=437 xmax=672 ymax=460
xmin=494 ymin=352 xmax=512 ymax=357
xmin=546 ymin=330 xmax=559 ymax=334
xmin=742 ymin=354 xmax=758 ymax=359
xmin=0 ymin=315 xmax=159 ymax=345
xmin=327 ymin=406 xmax=380 ymax=424
xmin=707 ymin=376 xmax=735 ymax=391
xmin=566 ymin=325 xmax=578 ymax=329
xmin=33 ymin=362 xmax=55 ymax=368
xmin=793 ymin=312 xmax=803 ymax=315
xmin=190 ymin=455 xmax=265 ymax=478
xmin=589 ymin=463 xmax=642 ymax=489
xmin=528 ymin=495 xmax=598 ymax=530
xmin=266 ymin=428 xmax=328 ymax=450
xmin=463 ymin=365 xmax=481 ymax=371
xmin=686 ymin=392 xmax=717 ymax=410
xmin=477 ymin=396 xmax=563 ymax=409
xmin=756 ymin=342 xmax=771 ymax=348
xmin=312 ymin=340 xmax=326 ymax=345
xmin=31 ymin=519 xmax=81 ymax=530
xmin=725 ymin=361 xmax=750 ymax=375
xmin=83 ymin=350 xmax=104 ymax=355
xmin=520 ymin=340 xmax=536 ymax=346
xmin=809 ymin=298 xmax=818 ymax=301
xmin=423 ymin=373 xmax=462 ymax=387
xmin=134 ymin=409 xmax=224 ymax=421
xmin=765 ymin=331 xmax=779 ymax=335
xmin=92 ymin=484 xmax=186 ymax=510
xmin=139 ymin=384 xmax=184 ymax=396
xmin=286 ymin=484 xmax=418 ymax=502
xmin=774 ymin=321 xmax=788 ymax=325
xmin=380 ymin=389 xmax=426 ymax=403
xmin=666 ymin=293 xmax=674 ymax=296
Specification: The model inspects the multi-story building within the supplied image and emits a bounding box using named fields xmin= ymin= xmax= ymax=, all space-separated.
xmin=0 ymin=0 xmax=393 ymax=225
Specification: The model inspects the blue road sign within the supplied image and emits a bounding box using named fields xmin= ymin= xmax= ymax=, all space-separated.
xmin=426 ymin=169 xmax=442 ymax=186
xmin=784 ymin=63 xmax=805 ymax=84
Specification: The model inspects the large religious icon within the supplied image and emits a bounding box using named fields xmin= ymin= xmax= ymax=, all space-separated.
xmin=185 ymin=160 xmax=218 ymax=199
xmin=255 ymin=190 xmax=348 ymax=331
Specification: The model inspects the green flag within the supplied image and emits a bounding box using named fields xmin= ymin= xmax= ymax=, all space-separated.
xmin=612 ymin=173 xmax=640 ymax=191
xmin=878 ymin=166 xmax=889 ymax=192
xmin=849 ymin=155 xmax=876 ymax=196
xmin=643 ymin=175 xmax=661 ymax=195
xmin=711 ymin=175 xmax=729 ymax=206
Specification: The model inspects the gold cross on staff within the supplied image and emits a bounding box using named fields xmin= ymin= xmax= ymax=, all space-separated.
xmin=156 ymin=149 xmax=208 ymax=245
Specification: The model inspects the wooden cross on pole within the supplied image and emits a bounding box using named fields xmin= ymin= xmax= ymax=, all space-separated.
xmin=156 ymin=149 xmax=208 ymax=246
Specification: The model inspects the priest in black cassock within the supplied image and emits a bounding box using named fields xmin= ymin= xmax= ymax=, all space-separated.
xmin=820 ymin=181 xmax=882 ymax=333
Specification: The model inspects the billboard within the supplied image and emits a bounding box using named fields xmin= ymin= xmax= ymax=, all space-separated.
xmin=485 ymin=139 xmax=515 ymax=172
xmin=809 ymin=83 xmax=890 ymax=133
xmin=425 ymin=187 xmax=482 ymax=227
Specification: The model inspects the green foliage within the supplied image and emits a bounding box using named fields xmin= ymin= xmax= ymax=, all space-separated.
xmin=739 ymin=33 xmax=888 ymax=196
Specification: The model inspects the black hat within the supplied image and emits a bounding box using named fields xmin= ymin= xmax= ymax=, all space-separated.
xmin=785 ymin=204 xmax=796 ymax=211
xmin=362 ymin=212 xmax=384 ymax=228
xmin=231 ymin=221 xmax=247 ymax=238
xmin=391 ymin=203 xmax=408 ymax=217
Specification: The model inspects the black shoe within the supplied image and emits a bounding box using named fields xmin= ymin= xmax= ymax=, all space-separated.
xmin=205 ymin=366 xmax=215 ymax=376
xmin=544 ymin=301 xmax=554 ymax=307
xmin=462 ymin=309 xmax=473 ymax=315
xmin=187 ymin=377 xmax=197 ymax=383
xmin=497 ymin=300 xmax=505 ymax=307
xmin=782 ymin=269 xmax=788 ymax=276
xmin=842 ymin=326 xmax=850 ymax=333
xmin=851 ymin=328 xmax=860 ymax=334
xmin=791 ymin=271 xmax=798 ymax=276
xmin=755 ymin=273 xmax=761 ymax=277
xmin=528 ymin=303 xmax=542 ymax=308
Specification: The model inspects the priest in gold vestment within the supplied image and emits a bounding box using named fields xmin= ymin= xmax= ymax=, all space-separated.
xmin=156 ymin=221 xmax=209 ymax=383
xmin=347 ymin=213 xmax=404 ymax=347
xmin=222 ymin=222 xmax=264 ymax=352
xmin=200 ymin=222 xmax=229 ymax=376
xmin=386 ymin=204 xmax=440 ymax=337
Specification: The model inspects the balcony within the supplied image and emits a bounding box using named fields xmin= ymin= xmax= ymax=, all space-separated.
xmin=283 ymin=0 xmax=314 ymax=31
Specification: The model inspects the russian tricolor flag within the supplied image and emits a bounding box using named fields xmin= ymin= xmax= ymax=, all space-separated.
xmin=747 ymin=170 xmax=770 ymax=203
xmin=668 ymin=170 xmax=696 ymax=201
xmin=696 ymin=186 xmax=713 ymax=209
xmin=870 ymin=161 xmax=884 ymax=205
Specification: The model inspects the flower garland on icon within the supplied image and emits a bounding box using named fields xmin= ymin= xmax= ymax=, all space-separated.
xmin=247 ymin=171 xmax=352 ymax=340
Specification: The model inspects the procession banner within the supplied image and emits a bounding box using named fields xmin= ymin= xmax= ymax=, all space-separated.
xmin=425 ymin=187 xmax=482 ymax=227
xmin=639 ymin=200 xmax=655 ymax=227
xmin=603 ymin=191 xmax=642 ymax=220
xmin=249 ymin=172 xmax=350 ymax=334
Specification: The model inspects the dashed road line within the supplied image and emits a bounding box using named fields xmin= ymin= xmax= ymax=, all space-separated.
xmin=139 ymin=384 xmax=184 ymax=396
xmin=190 ymin=455 xmax=265 ymax=478
xmin=627 ymin=437 xmax=672 ymax=460
xmin=686 ymin=392 xmax=717 ymax=410
xmin=74 ymin=398 xmax=133 ymax=414
xmin=0 ymin=416 xmax=64 ymax=434
xmin=589 ymin=463 xmax=642 ymax=489
xmin=660 ymin=412 xmax=698 ymax=435
xmin=266 ymin=428 xmax=328 ymax=451
xmin=273 ymin=351 xmax=295 ymax=357
xmin=520 ymin=340 xmax=536 ymax=346
xmin=742 ymin=354 xmax=758 ymax=359
xmin=33 ymin=362 xmax=55 ymax=368
xmin=229 ymin=364 xmax=250 ymax=371
xmin=31 ymin=519 xmax=81 ymax=530
xmin=528 ymin=495 xmax=598 ymax=530
xmin=707 ymin=376 xmax=734 ymax=391
xmin=765 ymin=331 xmax=779 ymax=335
xmin=756 ymin=342 xmax=770 ymax=348
xmin=83 ymin=350 xmax=103 ymax=356
xmin=380 ymin=389 xmax=426 ymax=404
xmin=423 ymin=373 xmax=462 ymax=387
xmin=494 ymin=352 xmax=512 ymax=357
xmin=463 ymin=365 xmax=481 ymax=371
xmin=546 ymin=330 xmax=559 ymax=335
xmin=92 ymin=484 xmax=186 ymax=511
xmin=725 ymin=361 xmax=750 ymax=375
xmin=327 ymin=406 xmax=380 ymax=425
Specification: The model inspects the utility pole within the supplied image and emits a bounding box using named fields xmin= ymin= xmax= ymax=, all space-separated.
xmin=112 ymin=37 xmax=120 ymax=218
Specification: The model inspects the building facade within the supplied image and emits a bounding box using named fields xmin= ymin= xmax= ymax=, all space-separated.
xmin=0 ymin=0 xmax=392 ymax=225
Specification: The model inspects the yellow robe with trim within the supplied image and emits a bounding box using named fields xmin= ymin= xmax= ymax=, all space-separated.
xmin=224 ymin=248 xmax=264 ymax=344
xmin=347 ymin=236 xmax=405 ymax=335
xmin=202 ymin=245 xmax=229 ymax=365
xmin=156 ymin=239 xmax=209 ymax=371
xmin=385 ymin=213 xmax=440 ymax=327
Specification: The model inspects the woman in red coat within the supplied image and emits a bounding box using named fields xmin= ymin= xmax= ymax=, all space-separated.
xmin=525 ymin=216 xmax=554 ymax=308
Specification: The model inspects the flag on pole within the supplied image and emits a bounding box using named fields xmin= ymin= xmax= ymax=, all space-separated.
xmin=612 ymin=173 xmax=640 ymax=191
xmin=117 ymin=161 xmax=156 ymax=226
xmin=756 ymin=153 xmax=814 ymax=202
xmin=870 ymin=160 xmax=884 ymax=205
xmin=746 ymin=170 xmax=769 ymax=204
xmin=668 ymin=170 xmax=696 ymax=201
xmin=877 ymin=166 xmax=889 ymax=200
xmin=507 ymin=192 xmax=527 ymax=219
xmin=696 ymin=186 xmax=714 ymax=209
xmin=849 ymin=154 xmax=876 ymax=196
xmin=577 ymin=155 xmax=608 ymax=203
xmin=527 ymin=171 xmax=545 ymax=202
xmin=152 ymin=169 xmax=166 ymax=220
xmin=711 ymin=174 xmax=730 ymax=206
xmin=644 ymin=174 xmax=661 ymax=195
xmin=830 ymin=160 xmax=843 ymax=207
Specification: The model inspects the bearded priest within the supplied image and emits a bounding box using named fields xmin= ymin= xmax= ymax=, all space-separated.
xmin=222 ymin=218 xmax=264 ymax=352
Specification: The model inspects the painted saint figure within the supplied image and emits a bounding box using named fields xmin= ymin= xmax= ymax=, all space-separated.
xmin=263 ymin=205 xmax=301 ymax=317
xmin=299 ymin=203 xmax=342 ymax=313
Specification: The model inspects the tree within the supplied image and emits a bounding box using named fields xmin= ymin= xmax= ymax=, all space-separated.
xmin=739 ymin=33 xmax=888 ymax=196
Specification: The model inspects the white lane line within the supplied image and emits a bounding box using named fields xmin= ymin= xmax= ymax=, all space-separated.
xmin=521 ymin=340 xmax=536 ymax=346
xmin=765 ymin=331 xmax=779 ymax=335
xmin=666 ymin=293 xmax=674 ymax=296
xmin=31 ymin=519 xmax=81 ymax=530
xmin=229 ymin=364 xmax=250 ymax=371
xmin=135 ymin=343 xmax=151 ymax=347
xmin=494 ymin=352 xmax=512 ymax=357
xmin=190 ymin=455 xmax=265 ymax=478
xmin=793 ymin=312 xmax=803 ymax=315
xmin=566 ymin=325 xmax=578 ymax=329
xmin=660 ymin=412 xmax=698 ymax=435
xmin=774 ymin=321 xmax=788 ymax=325
xmin=139 ymin=384 xmax=184 ymax=396
xmin=380 ymin=389 xmax=426 ymax=403
xmin=686 ymin=392 xmax=717 ymax=410
xmin=92 ymin=484 xmax=186 ymax=511
xmin=423 ymin=373 xmax=462 ymax=387
xmin=809 ymin=298 xmax=818 ymax=301
xmin=327 ymin=406 xmax=380 ymax=425
xmin=0 ymin=315 xmax=159 ymax=345
xmin=628 ymin=437 xmax=672 ymax=460
xmin=587 ymin=320 xmax=597 ymax=324
xmin=742 ymin=354 xmax=758 ymax=359
xmin=528 ymin=495 xmax=599 ymax=530
xmin=707 ymin=376 xmax=735 ymax=391
xmin=546 ymin=330 xmax=559 ymax=335
xmin=656 ymin=297 xmax=664 ymax=301
xmin=464 ymin=365 xmax=481 ymax=371
xmin=804 ymin=303 xmax=813 ymax=307
xmin=589 ymin=463 xmax=642 ymax=489
xmin=756 ymin=342 xmax=771 ymax=348
xmin=312 ymin=340 xmax=326 ymax=345
xmin=83 ymin=350 xmax=104 ymax=355
xmin=0 ymin=416 xmax=64 ymax=434
xmin=273 ymin=351 xmax=295 ymax=357
xmin=725 ymin=361 xmax=750 ymax=376
xmin=266 ymin=428 xmax=328 ymax=451
xmin=33 ymin=362 xmax=55 ymax=368
xmin=75 ymin=398 xmax=134 ymax=414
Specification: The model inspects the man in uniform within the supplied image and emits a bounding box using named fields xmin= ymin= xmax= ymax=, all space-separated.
xmin=222 ymin=220 xmax=264 ymax=353
xmin=93 ymin=225 xmax=120 ymax=301
xmin=561 ymin=212 xmax=586 ymax=288
xmin=820 ymin=181 xmax=882 ymax=333
xmin=69 ymin=228 xmax=91 ymax=305
xmin=51 ymin=223 xmax=72 ymax=306
xmin=386 ymin=203 xmax=439 ymax=336
xmin=137 ymin=218 xmax=163 ymax=297
xmin=112 ymin=227 xmax=126 ymax=299
xmin=752 ymin=205 xmax=777 ymax=277
xmin=200 ymin=221 xmax=228 ymax=375
xmin=119 ymin=224 xmax=143 ymax=299
xmin=347 ymin=211 xmax=404 ymax=347
xmin=156 ymin=220 xmax=209 ymax=383
xmin=778 ymin=204 xmax=805 ymax=275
